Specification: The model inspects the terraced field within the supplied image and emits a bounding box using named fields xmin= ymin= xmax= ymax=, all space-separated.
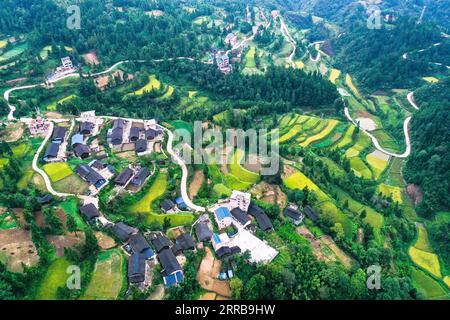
xmin=329 ymin=68 xmax=341 ymax=84
xmin=345 ymin=74 xmax=362 ymax=98
xmin=377 ymin=183 xmax=403 ymax=203
xmin=300 ymin=120 xmax=339 ymax=147
xmin=366 ymin=150 xmax=390 ymax=180
xmin=130 ymin=75 xmax=161 ymax=95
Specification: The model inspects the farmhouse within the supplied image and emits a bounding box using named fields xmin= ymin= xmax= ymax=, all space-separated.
xmin=145 ymin=128 xmax=162 ymax=140
xmin=71 ymin=133 xmax=84 ymax=147
xmin=130 ymin=167 xmax=150 ymax=187
xmin=79 ymin=203 xmax=100 ymax=222
xmin=28 ymin=117 xmax=49 ymax=135
xmin=108 ymin=119 xmax=125 ymax=146
xmin=128 ymin=253 xmax=147 ymax=284
xmin=90 ymin=160 xmax=105 ymax=170
xmin=230 ymin=207 xmax=251 ymax=228
xmin=161 ymin=199 xmax=176 ymax=213
xmin=230 ymin=190 xmax=251 ymax=212
xmin=216 ymin=52 xmax=231 ymax=73
xmin=214 ymin=206 xmax=233 ymax=229
xmin=129 ymin=127 xmax=140 ymax=142
xmin=37 ymin=194 xmax=53 ymax=204
xmin=113 ymin=222 xmax=138 ymax=242
xmin=75 ymin=163 xmax=106 ymax=189
xmin=158 ymin=248 xmax=183 ymax=286
xmin=151 ymin=235 xmax=172 ymax=253
xmin=80 ymin=122 xmax=94 ymax=135
xmin=224 ymin=32 xmax=238 ymax=46
xmin=304 ymin=205 xmax=319 ymax=222
xmin=73 ymin=144 xmax=90 ymax=159
xmin=114 ymin=167 xmax=133 ymax=186
xmin=174 ymin=233 xmax=195 ymax=252
xmin=135 ymin=139 xmax=147 ymax=153
xmin=248 ymin=203 xmax=273 ymax=231
xmin=128 ymin=233 xmax=155 ymax=259
xmin=51 ymin=126 xmax=67 ymax=143
xmin=216 ymin=245 xmax=241 ymax=259
xmin=284 ymin=207 xmax=304 ymax=225
xmin=43 ymin=143 xmax=60 ymax=162
xmin=194 ymin=221 xmax=212 ymax=242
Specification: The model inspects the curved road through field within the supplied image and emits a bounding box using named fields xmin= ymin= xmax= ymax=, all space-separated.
xmin=344 ymin=91 xmax=419 ymax=158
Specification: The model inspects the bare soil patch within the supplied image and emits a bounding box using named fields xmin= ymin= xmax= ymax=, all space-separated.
xmin=95 ymin=232 xmax=116 ymax=250
xmin=83 ymin=52 xmax=100 ymax=65
xmin=250 ymin=181 xmax=287 ymax=208
xmin=189 ymin=170 xmax=205 ymax=198
xmin=0 ymin=228 xmax=39 ymax=272
xmin=197 ymin=247 xmax=230 ymax=297
xmin=45 ymin=112 xmax=63 ymax=119
xmin=320 ymin=235 xmax=352 ymax=268
xmin=282 ymin=164 xmax=296 ymax=179
xmin=12 ymin=208 xmax=27 ymax=228
xmin=0 ymin=122 xmax=25 ymax=142
xmin=47 ymin=232 xmax=85 ymax=257
xmin=147 ymin=284 xmax=165 ymax=300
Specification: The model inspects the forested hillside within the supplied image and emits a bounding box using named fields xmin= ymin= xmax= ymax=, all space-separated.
xmin=404 ymin=79 xmax=450 ymax=215
xmin=332 ymin=17 xmax=443 ymax=91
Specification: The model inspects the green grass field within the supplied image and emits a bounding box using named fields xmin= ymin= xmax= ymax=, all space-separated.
xmin=43 ymin=162 xmax=73 ymax=182
xmin=349 ymin=157 xmax=372 ymax=179
xmin=411 ymin=267 xmax=448 ymax=300
xmin=130 ymin=171 xmax=167 ymax=213
xmin=59 ymin=197 xmax=86 ymax=230
xmin=36 ymin=258 xmax=71 ymax=300
xmin=47 ymin=95 xmax=77 ymax=111
xmin=130 ymin=75 xmax=161 ymax=95
xmin=229 ymin=150 xmax=259 ymax=184
xmin=366 ymin=152 xmax=389 ymax=180
xmin=0 ymin=210 xmax=17 ymax=229
xmin=245 ymin=46 xmax=256 ymax=68
xmin=0 ymin=43 xmax=28 ymax=61
xmin=377 ymin=183 xmax=402 ymax=203
xmin=81 ymin=249 xmax=125 ymax=300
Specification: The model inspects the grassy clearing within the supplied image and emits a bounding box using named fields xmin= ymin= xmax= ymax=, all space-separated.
xmin=130 ymin=171 xmax=167 ymax=213
xmin=345 ymin=74 xmax=361 ymax=98
xmin=0 ymin=43 xmax=28 ymax=61
xmin=47 ymin=95 xmax=77 ymax=111
xmin=349 ymin=157 xmax=372 ymax=179
xmin=377 ymin=183 xmax=402 ymax=203
xmin=329 ymin=68 xmax=341 ymax=84
xmin=334 ymin=125 xmax=356 ymax=149
xmin=81 ymin=249 xmax=124 ymax=300
xmin=193 ymin=16 xmax=210 ymax=25
xmin=409 ymin=246 xmax=442 ymax=278
xmin=319 ymin=157 xmax=346 ymax=178
xmin=245 ymin=46 xmax=256 ymax=68
xmin=17 ymin=170 xmax=34 ymax=189
xmin=59 ymin=197 xmax=86 ymax=230
xmin=130 ymin=75 xmax=161 ymax=95
xmin=229 ymin=150 xmax=259 ymax=184
xmin=43 ymin=162 xmax=73 ymax=182
xmin=53 ymin=174 xmax=89 ymax=194
xmin=345 ymin=131 xmax=371 ymax=158
xmin=213 ymin=184 xmax=232 ymax=197
xmin=411 ymin=267 xmax=448 ymax=299
xmin=423 ymin=77 xmax=439 ymax=84
xmin=414 ymin=224 xmax=434 ymax=253
xmin=366 ymin=152 xmax=389 ymax=180
xmin=300 ymin=120 xmax=339 ymax=147
xmin=36 ymin=258 xmax=71 ymax=300
xmin=12 ymin=143 xmax=29 ymax=157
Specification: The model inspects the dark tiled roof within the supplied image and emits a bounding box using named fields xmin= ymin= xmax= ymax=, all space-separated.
xmin=129 ymin=233 xmax=151 ymax=254
xmin=284 ymin=207 xmax=302 ymax=221
xmin=255 ymin=212 xmax=273 ymax=231
xmin=130 ymin=167 xmax=150 ymax=186
xmin=128 ymin=253 xmax=146 ymax=283
xmin=74 ymin=144 xmax=90 ymax=158
xmin=80 ymin=122 xmax=94 ymax=134
xmin=44 ymin=143 xmax=60 ymax=159
xmin=145 ymin=128 xmax=162 ymax=140
xmin=52 ymin=126 xmax=67 ymax=141
xmin=158 ymin=248 xmax=182 ymax=276
xmin=90 ymin=160 xmax=105 ymax=170
xmin=135 ymin=139 xmax=147 ymax=152
xmin=129 ymin=127 xmax=140 ymax=141
xmin=114 ymin=167 xmax=133 ymax=185
xmin=175 ymin=233 xmax=195 ymax=251
xmin=151 ymin=235 xmax=171 ymax=253
xmin=75 ymin=164 xmax=105 ymax=185
xmin=37 ymin=194 xmax=53 ymax=204
xmin=79 ymin=203 xmax=100 ymax=220
xmin=231 ymin=207 xmax=251 ymax=226
xmin=304 ymin=205 xmax=319 ymax=221
xmin=216 ymin=246 xmax=231 ymax=258
xmin=248 ymin=203 xmax=264 ymax=217
xmin=161 ymin=199 xmax=175 ymax=212
xmin=194 ymin=222 xmax=212 ymax=242
xmin=112 ymin=222 xmax=137 ymax=242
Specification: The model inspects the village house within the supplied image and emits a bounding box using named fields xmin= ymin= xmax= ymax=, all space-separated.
xmin=43 ymin=143 xmax=60 ymax=162
xmin=194 ymin=221 xmax=213 ymax=242
xmin=161 ymin=199 xmax=176 ymax=214
xmin=304 ymin=205 xmax=319 ymax=222
xmin=150 ymin=234 xmax=172 ymax=253
xmin=135 ymin=139 xmax=147 ymax=153
xmin=75 ymin=163 xmax=107 ymax=190
xmin=214 ymin=206 xmax=233 ymax=229
xmin=215 ymin=52 xmax=231 ymax=73
xmin=224 ymin=32 xmax=238 ymax=47
xmin=80 ymin=121 xmax=94 ymax=135
xmin=79 ymin=203 xmax=100 ymax=223
xmin=172 ymin=233 xmax=195 ymax=256
xmin=130 ymin=167 xmax=150 ymax=187
xmin=284 ymin=207 xmax=304 ymax=225
xmin=128 ymin=253 xmax=147 ymax=285
xmin=230 ymin=207 xmax=251 ymax=228
xmin=158 ymin=248 xmax=184 ymax=286
xmin=128 ymin=233 xmax=156 ymax=260
xmin=248 ymin=203 xmax=273 ymax=232
xmin=230 ymin=190 xmax=251 ymax=212
xmin=28 ymin=117 xmax=49 ymax=135
xmin=51 ymin=126 xmax=67 ymax=144
xmin=114 ymin=167 xmax=134 ymax=186
xmin=108 ymin=119 xmax=126 ymax=146
xmin=112 ymin=222 xmax=138 ymax=242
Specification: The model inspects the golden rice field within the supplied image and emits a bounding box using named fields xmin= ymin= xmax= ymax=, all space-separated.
xmin=131 ymin=75 xmax=161 ymax=95
xmin=43 ymin=162 xmax=73 ymax=182
xmin=334 ymin=125 xmax=356 ymax=149
xmin=345 ymin=74 xmax=362 ymax=98
xmin=329 ymin=68 xmax=341 ymax=84
xmin=300 ymin=120 xmax=339 ymax=147
xmin=295 ymin=60 xmax=304 ymax=69
xmin=0 ymin=40 xmax=8 ymax=49
xmin=414 ymin=224 xmax=434 ymax=253
xmin=366 ymin=152 xmax=389 ymax=180
xmin=283 ymin=170 xmax=328 ymax=202
xmin=377 ymin=183 xmax=403 ymax=203
xmin=349 ymin=157 xmax=372 ymax=179
xmin=408 ymin=246 xmax=442 ymax=279
xmin=423 ymin=77 xmax=439 ymax=84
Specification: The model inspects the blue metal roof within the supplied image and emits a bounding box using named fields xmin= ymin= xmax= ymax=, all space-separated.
xmin=141 ymin=247 xmax=155 ymax=259
xmin=163 ymin=270 xmax=184 ymax=286
xmin=212 ymin=233 xmax=221 ymax=244
xmin=175 ymin=197 xmax=185 ymax=205
xmin=71 ymin=133 xmax=84 ymax=146
xmin=215 ymin=207 xmax=231 ymax=221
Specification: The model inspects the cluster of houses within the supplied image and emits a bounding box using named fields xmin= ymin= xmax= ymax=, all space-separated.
xmin=43 ymin=125 xmax=68 ymax=162
xmin=113 ymin=165 xmax=151 ymax=191
xmin=75 ymin=160 xmax=114 ymax=195
xmin=284 ymin=204 xmax=319 ymax=226
xmin=28 ymin=117 xmax=50 ymax=136
xmin=107 ymin=118 xmax=163 ymax=155
xmin=47 ymin=57 xmax=77 ymax=82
